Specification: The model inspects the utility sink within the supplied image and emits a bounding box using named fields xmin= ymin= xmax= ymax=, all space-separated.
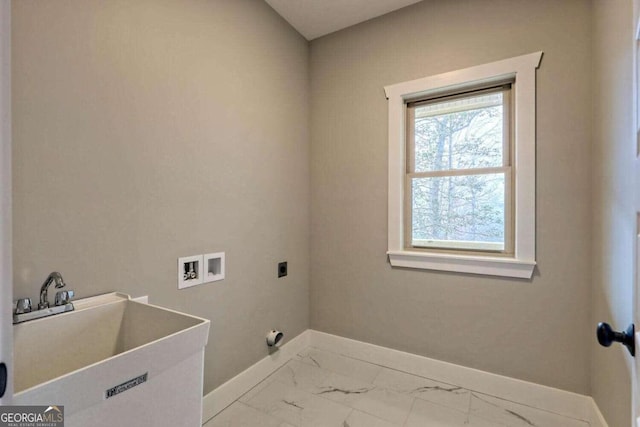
xmin=13 ymin=293 xmax=210 ymax=427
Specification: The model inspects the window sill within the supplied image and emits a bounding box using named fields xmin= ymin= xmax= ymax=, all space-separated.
xmin=387 ymin=250 xmax=535 ymax=279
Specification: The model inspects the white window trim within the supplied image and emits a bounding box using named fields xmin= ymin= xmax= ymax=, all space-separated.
xmin=384 ymin=52 xmax=542 ymax=279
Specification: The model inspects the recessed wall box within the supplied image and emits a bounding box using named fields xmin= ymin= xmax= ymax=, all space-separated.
xmin=203 ymin=252 xmax=225 ymax=283
xmin=178 ymin=255 xmax=204 ymax=289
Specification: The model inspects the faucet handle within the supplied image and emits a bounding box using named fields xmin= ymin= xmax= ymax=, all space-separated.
xmin=55 ymin=290 xmax=74 ymax=306
xmin=14 ymin=298 xmax=32 ymax=314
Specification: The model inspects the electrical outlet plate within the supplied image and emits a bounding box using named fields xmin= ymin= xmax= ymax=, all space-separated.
xmin=178 ymin=255 xmax=204 ymax=289
xmin=278 ymin=261 xmax=288 ymax=278
xmin=203 ymin=252 xmax=225 ymax=283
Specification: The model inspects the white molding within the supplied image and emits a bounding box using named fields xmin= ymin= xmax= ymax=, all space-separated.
xmin=387 ymin=250 xmax=535 ymax=279
xmin=201 ymin=330 xmax=311 ymax=424
xmin=385 ymin=52 xmax=542 ymax=278
xmin=131 ymin=295 xmax=149 ymax=304
xmin=308 ymin=330 xmax=591 ymax=422
xmin=384 ymin=52 xmax=543 ymax=101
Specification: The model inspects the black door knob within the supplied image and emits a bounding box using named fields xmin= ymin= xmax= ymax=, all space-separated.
xmin=0 ymin=362 xmax=6 ymax=398
xmin=597 ymin=322 xmax=635 ymax=357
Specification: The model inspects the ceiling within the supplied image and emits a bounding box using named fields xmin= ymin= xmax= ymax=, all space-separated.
xmin=264 ymin=0 xmax=423 ymax=40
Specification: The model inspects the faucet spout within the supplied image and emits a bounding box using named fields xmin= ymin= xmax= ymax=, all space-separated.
xmin=39 ymin=272 xmax=66 ymax=310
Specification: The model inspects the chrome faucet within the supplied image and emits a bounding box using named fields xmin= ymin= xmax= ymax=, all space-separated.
xmin=39 ymin=272 xmax=66 ymax=310
xmin=13 ymin=272 xmax=75 ymax=324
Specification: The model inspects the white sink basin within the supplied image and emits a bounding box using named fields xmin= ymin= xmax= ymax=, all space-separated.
xmin=13 ymin=293 xmax=210 ymax=427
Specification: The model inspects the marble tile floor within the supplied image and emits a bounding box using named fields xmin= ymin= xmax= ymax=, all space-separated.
xmin=203 ymin=347 xmax=589 ymax=427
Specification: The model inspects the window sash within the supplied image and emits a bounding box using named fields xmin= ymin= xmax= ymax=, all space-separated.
xmin=404 ymin=85 xmax=514 ymax=254
xmin=408 ymin=166 xmax=509 ymax=179
xmin=405 ymin=168 xmax=513 ymax=253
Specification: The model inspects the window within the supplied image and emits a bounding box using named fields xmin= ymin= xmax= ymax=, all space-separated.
xmin=384 ymin=52 xmax=542 ymax=278
xmin=406 ymin=85 xmax=512 ymax=253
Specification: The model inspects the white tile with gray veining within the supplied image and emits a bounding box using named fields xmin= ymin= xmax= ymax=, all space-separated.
xmin=373 ymin=367 xmax=471 ymax=412
xmin=468 ymin=392 xmax=590 ymax=427
xmin=343 ymin=409 xmax=399 ymax=427
xmin=203 ymin=401 xmax=295 ymax=427
xmin=295 ymin=347 xmax=383 ymax=383
xmin=204 ymin=345 xmax=591 ymax=427
xmin=270 ymin=359 xmax=331 ymax=393
xmin=267 ymin=357 xmax=412 ymax=425
xmin=404 ymin=398 xmax=470 ymax=427
xmin=241 ymin=380 xmax=352 ymax=427
xmin=314 ymin=372 xmax=413 ymax=425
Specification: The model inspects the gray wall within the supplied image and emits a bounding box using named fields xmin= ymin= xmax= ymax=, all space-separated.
xmin=591 ymin=1 xmax=635 ymax=425
xmin=12 ymin=0 xmax=310 ymax=394
xmin=309 ymin=0 xmax=592 ymax=394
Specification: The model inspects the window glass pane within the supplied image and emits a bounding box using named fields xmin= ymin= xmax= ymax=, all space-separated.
xmin=413 ymin=92 xmax=504 ymax=172
xmin=411 ymin=173 xmax=505 ymax=250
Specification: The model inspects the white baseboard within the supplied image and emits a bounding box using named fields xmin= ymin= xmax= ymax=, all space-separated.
xmin=588 ymin=397 xmax=610 ymax=427
xmin=308 ymin=330 xmax=591 ymax=423
xmin=201 ymin=329 xmax=311 ymax=424
xmin=202 ymin=329 xmax=608 ymax=426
